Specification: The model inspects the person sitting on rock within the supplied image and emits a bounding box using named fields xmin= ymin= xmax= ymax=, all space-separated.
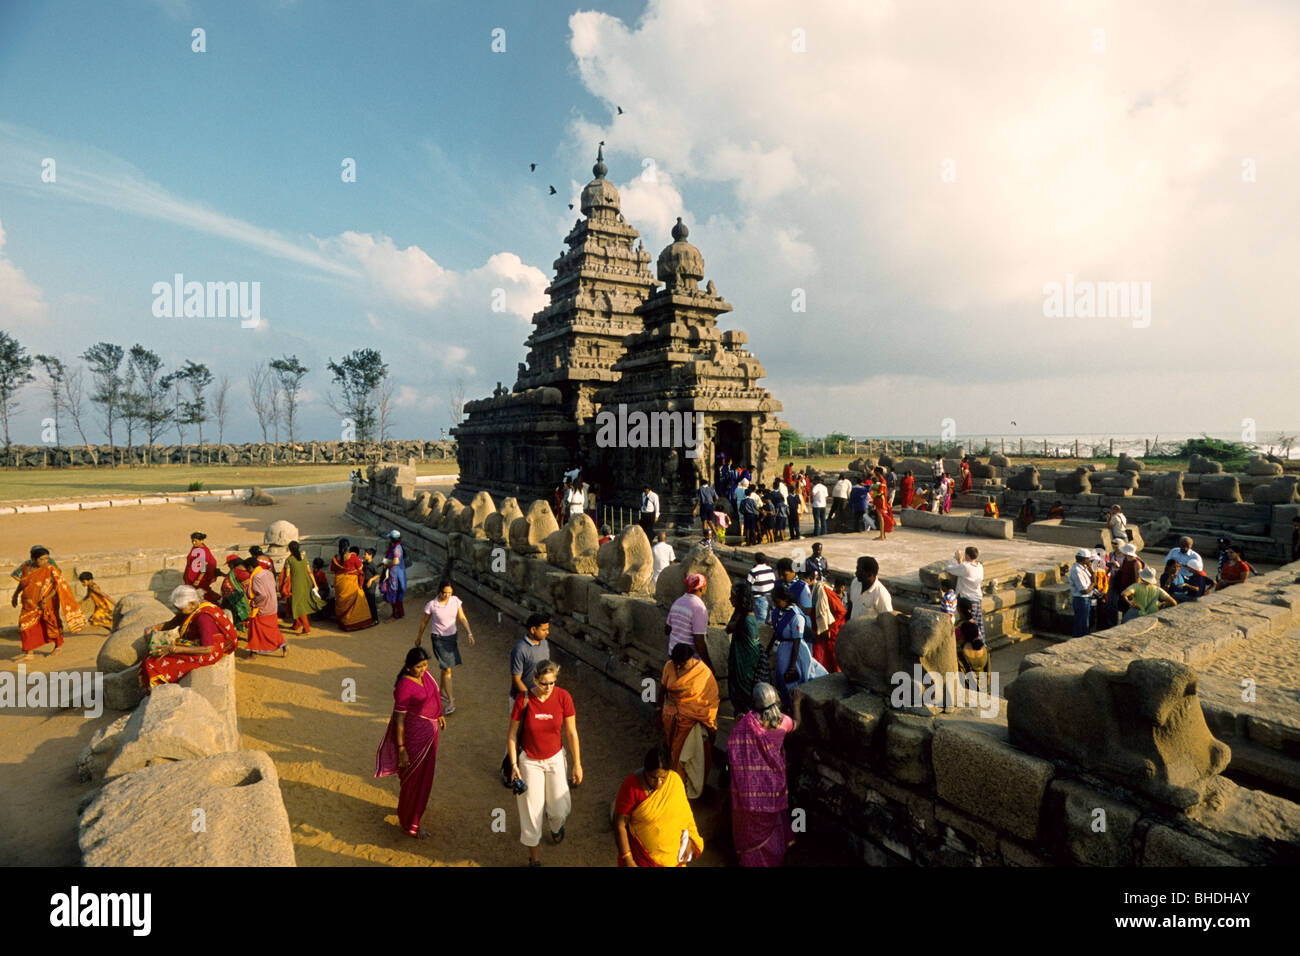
xmin=1047 ymin=501 xmax=1066 ymax=520
xmin=1216 ymin=544 xmax=1253 ymax=590
xmin=140 ymin=584 xmax=239 ymax=689
xmin=78 ymin=571 xmax=116 ymax=628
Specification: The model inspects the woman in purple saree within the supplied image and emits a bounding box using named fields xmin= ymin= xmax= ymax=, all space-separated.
xmin=375 ymin=647 xmax=446 ymax=838
xmin=727 ymin=682 xmax=803 ymax=866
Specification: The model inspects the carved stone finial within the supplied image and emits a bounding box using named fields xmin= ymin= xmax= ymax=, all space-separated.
xmin=593 ymin=144 xmax=608 ymax=179
xmin=671 ymin=216 xmax=688 ymax=241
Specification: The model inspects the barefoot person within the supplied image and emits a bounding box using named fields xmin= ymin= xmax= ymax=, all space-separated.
xmin=330 ymin=540 xmax=374 ymax=631
xmin=12 ymin=547 xmax=84 ymax=661
xmin=220 ymin=555 xmax=251 ymax=634
xmin=382 ymin=531 xmax=408 ymax=620
xmin=728 ymin=683 xmax=802 ymax=867
xmin=613 ymin=745 xmax=703 ymax=867
xmin=78 ymin=571 xmax=116 ymax=628
xmin=507 ymin=660 xmax=583 ymax=866
xmin=279 ymin=541 xmax=325 ymax=634
xmin=374 ymin=647 xmax=446 ymax=839
xmin=657 ymin=642 xmax=719 ymax=799
xmin=243 ymin=555 xmax=286 ymax=657
xmin=415 ymin=578 xmax=475 ymax=715
xmin=139 ymin=585 xmax=238 ymax=690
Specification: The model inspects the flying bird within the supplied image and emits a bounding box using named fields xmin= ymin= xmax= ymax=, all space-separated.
xmin=1011 ymin=421 xmax=1018 ymax=426
xmin=549 ymin=185 xmax=557 ymax=195
xmin=616 ymin=106 xmax=624 ymax=115
xmin=529 ymin=163 xmax=536 ymax=172
xmin=568 ymin=203 xmax=574 ymax=210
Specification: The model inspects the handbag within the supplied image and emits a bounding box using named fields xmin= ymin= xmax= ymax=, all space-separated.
xmin=500 ymin=695 xmax=529 ymax=789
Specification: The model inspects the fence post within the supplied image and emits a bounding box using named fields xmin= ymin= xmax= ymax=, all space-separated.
xmin=1074 ymin=439 xmax=1078 ymax=458
xmin=1109 ymin=438 xmax=1114 ymax=457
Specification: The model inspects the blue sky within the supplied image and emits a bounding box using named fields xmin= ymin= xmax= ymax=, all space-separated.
xmin=1 ymin=0 xmax=1298 ymax=446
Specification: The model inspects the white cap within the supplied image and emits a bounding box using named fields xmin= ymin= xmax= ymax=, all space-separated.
xmin=1120 ymin=543 xmax=1138 ymax=556
xmin=1076 ymin=548 xmax=1092 ymax=558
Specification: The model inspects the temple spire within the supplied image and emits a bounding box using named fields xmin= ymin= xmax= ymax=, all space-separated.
xmin=593 ymin=143 xmax=608 ymax=179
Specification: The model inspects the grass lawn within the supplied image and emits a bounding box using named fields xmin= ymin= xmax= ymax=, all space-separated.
xmin=0 ymin=461 xmax=458 ymax=502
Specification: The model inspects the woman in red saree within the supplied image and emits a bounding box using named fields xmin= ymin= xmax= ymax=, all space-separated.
xmin=184 ymin=532 xmax=221 ymax=604
xmin=12 ymin=548 xmax=84 ymax=661
xmin=613 ymin=745 xmax=703 ymax=867
xmin=331 ymin=539 xmax=375 ymax=631
xmin=900 ymin=471 xmax=915 ymax=508
xmin=243 ymin=556 xmax=286 ymax=656
xmin=728 ymin=683 xmax=802 ymax=866
xmin=657 ymin=642 xmax=719 ymax=799
xmin=375 ymin=647 xmax=445 ymax=838
xmin=139 ymin=585 xmax=238 ymax=689
xmin=959 ymin=457 xmax=973 ymax=494
xmin=870 ymin=468 xmax=894 ymax=540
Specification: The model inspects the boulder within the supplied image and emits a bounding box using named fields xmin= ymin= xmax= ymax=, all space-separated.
xmin=654 ymin=544 xmax=733 ymax=626
xmin=1008 ymin=659 xmax=1230 ymax=809
xmin=1143 ymin=515 xmax=1172 ymax=547
xmin=1152 ymin=471 xmax=1185 ymax=499
xmin=543 ymin=514 xmax=601 ymax=575
xmin=420 ymin=491 xmax=448 ymax=528
xmin=988 ymin=453 xmax=1010 ymax=468
xmin=1117 ymin=452 xmax=1143 ymax=473
xmin=77 ymin=714 xmax=131 ymax=782
xmin=1198 ymin=475 xmax=1242 ymax=502
xmin=597 ymin=525 xmax=654 ymax=594
xmin=509 ymin=500 xmax=560 ymax=556
xmin=458 ymin=490 xmax=496 ymax=538
xmin=181 ymin=654 xmax=239 ymax=746
xmin=835 ymin=610 xmax=899 ymax=695
xmin=1053 ymin=467 xmax=1092 ymax=495
xmin=1252 ymin=476 xmax=1300 ymax=504
xmin=103 ymin=684 xmax=238 ymax=780
xmin=1189 ymin=454 xmax=1223 ymax=474
xmin=878 ymin=454 xmax=897 ymax=470
xmin=484 ymin=497 xmax=524 ymax=544
xmin=98 ymin=592 xmax=171 ymax=674
xmin=438 ymin=498 xmax=465 ymax=532
xmin=247 ymin=486 xmax=276 ymax=506
xmin=103 ymin=666 xmax=145 ymax=712
xmin=1007 ymin=466 xmax=1040 ymax=491
xmin=1247 ymin=456 xmax=1283 ymax=477
xmin=848 ymin=456 xmax=875 ymax=475
xmin=835 ymin=608 xmax=956 ymax=715
xmin=264 ymin=519 xmax=298 ymax=546
xmin=79 ymin=750 xmax=296 ymax=866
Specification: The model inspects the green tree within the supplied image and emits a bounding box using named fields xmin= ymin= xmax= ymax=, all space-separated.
xmin=127 ymin=345 xmax=168 ymax=462
xmin=0 ymin=331 xmax=36 ymax=452
xmin=34 ymin=354 xmax=66 ymax=448
xmin=779 ymin=426 xmax=802 ymax=457
xmin=178 ymin=360 xmax=212 ymax=446
xmin=327 ymin=349 xmax=388 ymax=442
xmin=269 ymin=355 xmax=309 ymax=445
xmin=82 ymin=342 xmax=125 ymax=463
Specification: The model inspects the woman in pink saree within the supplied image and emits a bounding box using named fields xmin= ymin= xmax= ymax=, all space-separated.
xmin=727 ymin=682 xmax=803 ymax=867
xmin=375 ymin=647 xmax=446 ymax=838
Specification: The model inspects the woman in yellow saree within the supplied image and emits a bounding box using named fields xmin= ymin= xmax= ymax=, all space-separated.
xmin=613 ymin=745 xmax=703 ymax=867
xmin=330 ymin=538 xmax=375 ymax=632
xmin=658 ymin=642 xmax=719 ymax=799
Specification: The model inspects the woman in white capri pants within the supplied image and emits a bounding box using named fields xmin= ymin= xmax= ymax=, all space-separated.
xmin=507 ymin=659 xmax=583 ymax=866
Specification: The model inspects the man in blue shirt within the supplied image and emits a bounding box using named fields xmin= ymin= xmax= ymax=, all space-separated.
xmin=696 ymin=480 xmax=718 ymax=539
xmin=849 ymin=479 xmax=874 ymax=532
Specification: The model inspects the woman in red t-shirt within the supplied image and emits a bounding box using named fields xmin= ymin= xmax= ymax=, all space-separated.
xmin=507 ymin=660 xmax=583 ymax=866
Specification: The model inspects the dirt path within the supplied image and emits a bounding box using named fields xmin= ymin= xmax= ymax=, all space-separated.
xmin=234 ymin=590 xmax=724 ymax=866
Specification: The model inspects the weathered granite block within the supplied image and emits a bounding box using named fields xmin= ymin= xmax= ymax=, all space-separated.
xmin=98 ymin=592 xmax=171 ymax=674
xmin=885 ymin=712 xmax=936 ymax=785
xmin=831 ymin=690 xmax=888 ymax=760
xmin=104 ymin=683 xmax=237 ymax=780
xmin=797 ymin=673 xmax=850 ymax=742
xmin=80 ymin=750 xmax=296 ymax=867
xmin=932 ymin=723 xmax=1053 ymax=842
xmin=1044 ymin=778 xmax=1140 ymax=866
xmin=1141 ymin=824 xmax=1244 ymax=866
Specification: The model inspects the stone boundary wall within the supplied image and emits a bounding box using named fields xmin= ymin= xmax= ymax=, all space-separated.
xmin=345 ymin=479 xmax=1300 ymax=867
xmin=2 ymin=439 xmax=456 ymax=469
xmin=76 ymin=593 xmax=295 ymax=866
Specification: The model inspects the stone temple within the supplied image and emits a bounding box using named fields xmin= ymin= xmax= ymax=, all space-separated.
xmin=453 ymin=147 xmax=782 ymax=525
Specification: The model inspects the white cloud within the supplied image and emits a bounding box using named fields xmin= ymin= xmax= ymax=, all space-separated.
xmin=318 ymin=232 xmax=453 ymax=309
xmin=0 ymin=216 xmax=50 ymax=325
xmin=565 ymin=0 xmax=1300 ymax=431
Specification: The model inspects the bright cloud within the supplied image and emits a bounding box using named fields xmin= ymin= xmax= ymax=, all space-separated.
xmin=0 ymin=216 xmax=50 ymax=325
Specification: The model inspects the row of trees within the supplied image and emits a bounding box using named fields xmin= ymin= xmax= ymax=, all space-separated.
xmin=0 ymin=331 xmax=462 ymax=462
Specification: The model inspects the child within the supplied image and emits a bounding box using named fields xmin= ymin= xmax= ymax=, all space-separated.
xmin=361 ymin=547 xmax=381 ymax=624
xmin=78 ymin=571 xmax=116 ymax=628
xmin=311 ymin=557 xmax=333 ymax=620
xmin=713 ymin=508 xmax=730 ymax=545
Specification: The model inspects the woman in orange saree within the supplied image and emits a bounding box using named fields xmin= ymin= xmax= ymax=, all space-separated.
xmin=871 ymin=469 xmax=895 ymax=540
xmin=12 ymin=548 xmax=84 ymax=661
xmin=330 ymin=539 xmax=375 ymax=631
xmin=658 ymin=642 xmax=719 ymax=799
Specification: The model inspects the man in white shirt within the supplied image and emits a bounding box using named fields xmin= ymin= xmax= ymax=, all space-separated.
xmin=1067 ymin=547 xmax=1095 ymax=637
xmin=564 ymin=482 xmax=585 ymax=520
xmin=650 ymin=532 xmax=675 ymax=584
xmin=1107 ymin=505 xmax=1128 ymax=543
xmin=944 ymin=546 xmax=984 ymax=603
xmin=639 ymin=485 xmax=660 ymax=541
xmin=848 ymin=555 xmax=893 ymax=619
xmin=810 ymin=479 xmax=829 ymax=536
xmin=773 ymin=479 xmax=787 ymax=503
xmin=932 ymin=454 xmax=946 ymax=480
xmin=830 ymin=476 xmax=852 ymax=524
xmin=1164 ymin=537 xmax=1210 ymax=597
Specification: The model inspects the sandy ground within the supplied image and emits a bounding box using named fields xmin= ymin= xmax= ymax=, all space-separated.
xmin=234 ymin=589 xmax=741 ymax=867
xmin=0 ymin=489 xmax=367 ymax=563
xmin=0 ymin=621 xmax=117 ymax=865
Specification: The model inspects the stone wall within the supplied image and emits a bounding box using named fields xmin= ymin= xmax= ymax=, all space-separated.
xmin=1 ymin=439 xmax=455 ymax=469
xmin=77 ymin=598 xmax=296 ymax=865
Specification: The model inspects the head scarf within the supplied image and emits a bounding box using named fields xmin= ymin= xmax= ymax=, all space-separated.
xmin=685 ymin=573 xmax=707 ymax=594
